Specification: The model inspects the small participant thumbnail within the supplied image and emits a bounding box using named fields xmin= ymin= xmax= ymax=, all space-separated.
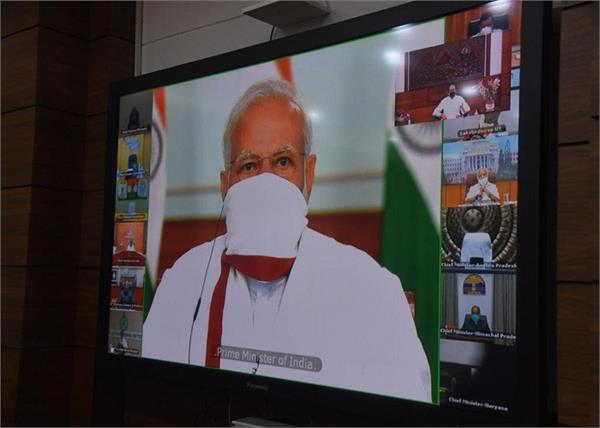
xmin=113 ymin=214 xmax=147 ymax=267
xmin=116 ymin=128 xmax=151 ymax=201
xmin=439 ymin=343 xmax=516 ymax=412
xmin=441 ymin=204 xmax=517 ymax=269
xmin=115 ymin=220 xmax=146 ymax=253
xmin=111 ymin=266 xmax=145 ymax=311
xmin=442 ymin=128 xmax=518 ymax=208
xmin=440 ymin=272 xmax=516 ymax=341
xmin=114 ymin=198 xmax=149 ymax=217
xmin=394 ymin=33 xmax=510 ymax=125
xmin=108 ymin=310 xmax=143 ymax=357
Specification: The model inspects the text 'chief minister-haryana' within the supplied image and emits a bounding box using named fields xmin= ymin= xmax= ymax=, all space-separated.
xmin=142 ymin=79 xmax=432 ymax=402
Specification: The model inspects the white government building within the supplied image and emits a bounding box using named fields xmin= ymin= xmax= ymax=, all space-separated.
xmin=443 ymin=139 xmax=503 ymax=184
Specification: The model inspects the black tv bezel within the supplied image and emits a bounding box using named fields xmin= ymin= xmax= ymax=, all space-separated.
xmin=96 ymin=1 xmax=556 ymax=425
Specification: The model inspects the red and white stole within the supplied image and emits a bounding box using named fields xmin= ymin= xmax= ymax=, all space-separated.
xmin=204 ymin=174 xmax=308 ymax=367
xmin=204 ymin=252 xmax=295 ymax=368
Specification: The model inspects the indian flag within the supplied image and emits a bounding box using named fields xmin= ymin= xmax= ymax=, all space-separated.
xmin=144 ymin=87 xmax=168 ymax=321
xmin=380 ymin=121 xmax=442 ymax=403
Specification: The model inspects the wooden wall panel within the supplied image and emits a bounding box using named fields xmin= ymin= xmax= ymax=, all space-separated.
xmin=1 ymin=27 xmax=38 ymax=113
xmin=558 ymin=2 xmax=599 ymax=144
xmin=556 ymin=144 xmax=598 ymax=282
xmin=1 ymin=17 xmax=38 ymax=426
xmin=37 ymin=1 xmax=90 ymax=40
xmin=79 ymin=190 xmax=105 ymax=268
xmin=1 ymin=1 xmax=40 ymax=37
xmin=34 ymin=107 xmax=85 ymax=190
xmin=20 ymin=267 xmax=79 ymax=348
xmin=591 ymin=29 xmax=599 ymax=119
xmin=1 ymin=348 xmax=21 ymax=427
xmin=555 ymin=2 xmax=599 ymax=427
xmin=1 ymin=188 xmax=32 ymax=266
xmin=87 ymin=36 xmax=135 ymax=115
xmin=74 ymin=268 xmax=100 ymax=348
xmin=1 ymin=108 xmax=36 ymax=188
xmin=27 ymin=187 xmax=82 ymax=267
xmin=1 ymin=2 xmax=137 ymax=426
xmin=1 ymin=107 xmax=84 ymax=190
xmin=36 ymin=27 xmax=87 ymax=115
xmin=84 ymin=113 xmax=108 ymax=190
xmin=1 ymin=268 xmax=27 ymax=349
xmin=69 ymin=347 xmax=96 ymax=425
xmin=590 ymin=131 xmax=599 ymax=266
xmin=15 ymin=348 xmax=74 ymax=426
xmin=556 ymin=283 xmax=599 ymax=426
xmin=89 ymin=2 xmax=136 ymax=42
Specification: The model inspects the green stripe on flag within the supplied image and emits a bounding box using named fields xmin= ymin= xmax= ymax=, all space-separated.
xmin=380 ymin=139 xmax=441 ymax=404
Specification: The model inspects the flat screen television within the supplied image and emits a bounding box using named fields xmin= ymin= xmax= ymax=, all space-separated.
xmin=97 ymin=1 xmax=557 ymax=425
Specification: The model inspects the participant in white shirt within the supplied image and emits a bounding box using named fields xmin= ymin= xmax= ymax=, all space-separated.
xmin=142 ymin=79 xmax=432 ymax=403
xmin=465 ymin=167 xmax=500 ymax=204
xmin=432 ymin=85 xmax=470 ymax=120
xmin=471 ymin=12 xmax=498 ymax=38
xmin=461 ymin=232 xmax=493 ymax=264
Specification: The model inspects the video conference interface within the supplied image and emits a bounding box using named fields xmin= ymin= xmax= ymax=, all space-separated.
xmin=107 ymin=0 xmax=522 ymax=414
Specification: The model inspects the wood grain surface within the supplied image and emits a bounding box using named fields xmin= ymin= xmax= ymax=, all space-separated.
xmin=0 ymin=2 xmax=136 ymax=426
xmin=1 ymin=28 xmax=39 ymax=113
xmin=1 ymin=108 xmax=36 ymax=188
xmin=555 ymin=2 xmax=599 ymax=426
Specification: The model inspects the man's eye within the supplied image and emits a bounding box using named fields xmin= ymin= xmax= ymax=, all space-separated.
xmin=276 ymin=157 xmax=291 ymax=168
xmin=241 ymin=162 xmax=257 ymax=172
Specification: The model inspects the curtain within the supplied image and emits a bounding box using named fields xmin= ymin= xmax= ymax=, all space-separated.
xmin=441 ymin=273 xmax=459 ymax=328
xmin=492 ymin=274 xmax=517 ymax=333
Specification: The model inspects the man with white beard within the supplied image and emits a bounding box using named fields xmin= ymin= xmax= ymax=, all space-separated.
xmin=465 ymin=167 xmax=500 ymax=204
xmin=142 ymin=80 xmax=432 ymax=403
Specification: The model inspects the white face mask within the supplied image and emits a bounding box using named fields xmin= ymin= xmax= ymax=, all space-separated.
xmin=480 ymin=26 xmax=492 ymax=35
xmin=478 ymin=177 xmax=489 ymax=187
xmin=224 ymin=173 xmax=308 ymax=259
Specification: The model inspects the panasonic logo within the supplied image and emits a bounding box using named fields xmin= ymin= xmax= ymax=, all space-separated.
xmin=246 ymin=381 xmax=269 ymax=392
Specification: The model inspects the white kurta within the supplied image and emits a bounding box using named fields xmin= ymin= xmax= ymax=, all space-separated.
xmin=465 ymin=182 xmax=500 ymax=203
xmin=432 ymin=95 xmax=470 ymax=119
xmin=461 ymin=232 xmax=493 ymax=263
xmin=142 ymin=228 xmax=432 ymax=403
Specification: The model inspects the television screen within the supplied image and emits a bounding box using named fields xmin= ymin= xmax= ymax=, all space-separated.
xmin=101 ymin=0 xmax=554 ymax=424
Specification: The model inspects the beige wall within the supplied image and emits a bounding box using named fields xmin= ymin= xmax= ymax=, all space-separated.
xmin=137 ymin=1 xmax=406 ymax=74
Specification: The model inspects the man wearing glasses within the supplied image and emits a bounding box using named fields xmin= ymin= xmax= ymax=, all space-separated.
xmin=143 ymin=80 xmax=431 ymax=403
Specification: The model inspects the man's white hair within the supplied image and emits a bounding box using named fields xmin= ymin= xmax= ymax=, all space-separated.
xmin=222 ymin=79 xmax=312 ymax=169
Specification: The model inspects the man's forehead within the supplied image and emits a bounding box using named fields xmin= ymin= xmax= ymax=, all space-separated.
xmin=234 ymin=144 xmax=298 ymax=160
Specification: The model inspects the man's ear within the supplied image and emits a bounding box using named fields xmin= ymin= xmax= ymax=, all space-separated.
xmin=220 ymin=170 xmax=229 ymax=200
xmin=304 ymin=154 xmax=317 ymax=200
